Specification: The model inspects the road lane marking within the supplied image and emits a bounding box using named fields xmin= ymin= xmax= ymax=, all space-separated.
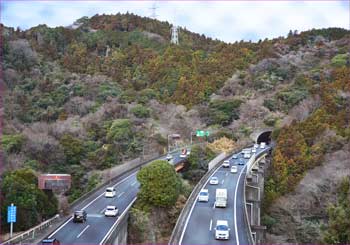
xmin=179 ymin=163 xmax=221 ymax=245
xmin=48 ymin=217 xmax=73 ymax=238
xmin=49 ymin=172 xmax=137 ymax=238
xmin=100 ymin=208 xmax=105 ymax=214
xmin=99 ymin=197 xmax=137 ymax=245
xmin=77 ymin=225 xmax=90 ymax=238
xmin=213 ymin=202 xmax=216 ymax=209
xmin=131 ymin=181 xmax=137 ymax=186
xmin=234 ymin=164 xmax=247 ymax=245
xmin=118 ymin=192 xmax=125 ymax=198
xmin=221 ymin=179 xmax=225 ymax=184
xmin=225 ymin=172 xmax=228 ymax=176
xmin=209 ymin=219 xmax=213 ymax=231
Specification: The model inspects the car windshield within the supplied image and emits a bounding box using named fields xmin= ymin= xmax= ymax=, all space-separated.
xmin=106 ymin=189 xmax=113 ymax=192
xmin=75 ymin=211 xmax=83 ymax=214
xmin=211 ymin=177 xmax=218 ymax=181
xmin=217 ymin=225 xmax=228 ymax=231
xmin=199 ymin=192 xmax=208 ymax=196
xmin=107 ymin=207 xmax=115 ymax=211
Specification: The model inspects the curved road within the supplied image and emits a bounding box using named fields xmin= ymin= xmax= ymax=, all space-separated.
xmin=179 ymin=146 xmax=270 ymax=245
xmin=46 ymin=151 xmax=187 ymax=244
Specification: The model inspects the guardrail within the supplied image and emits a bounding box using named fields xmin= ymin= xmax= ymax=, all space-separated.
xmin=243 ymin=148 xmax=269 ymax=245
xmin=169 ymin=152 xmax=228 ymax=245
xmin=1 ymin=215 xmax=60 ymax=245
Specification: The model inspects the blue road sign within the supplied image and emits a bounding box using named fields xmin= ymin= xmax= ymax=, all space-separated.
xmin=7 ymin=205 xmax=16 ymax=223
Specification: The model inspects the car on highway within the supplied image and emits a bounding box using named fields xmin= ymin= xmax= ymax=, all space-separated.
xmin=238 ymin=159 xmax=245 ymax=165
xmin=231 ymin=154 xmax=238 ymax=159
xmin=105 ymin=187 xmax=116 ymax=198
xmin=198 ymin=189 xmax=209 ymax=202
xmin=41 ymin=238 xmax=60 ymax=245
xmin=210 ymin=176 xmax=219 ymax=185
xmin=230 ymin=166 xmax=237 ymax=173
xmin=260 ymin=142 xmax=266 ymax=149
xmin=252 ymin=148 xmax=256 ymax=153
xmin=215 ymin=220 xmax=230 ymax=240
xmin=222 ymin=160 xmax=230 ymax=168
xmin=104 ymin=205 xmax=119 ymax=217
xmin=166 ymin=154 xmax=173 ymax=160
xmin=244 ymin=153 xmax=251 ymax=159
xmin=254 ymin=143 xmax=259 ymax=148
xmin=73 ymin=210 xmax=87 ymax=223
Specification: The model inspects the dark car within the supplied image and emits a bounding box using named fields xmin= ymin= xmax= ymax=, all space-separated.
xmin=73 ymin=210 xmax=87 ymax=223
xmin=41 ymin=238 xmax=60 ymax=245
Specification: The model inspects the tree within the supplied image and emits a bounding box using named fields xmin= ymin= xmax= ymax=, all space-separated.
xmin=137 ymin=160 xmax=182 ymax=208
xmin=107 ymin=119 xmax=133 ymax=142
xmin=0 ymin=169 xmax=58 ymax=231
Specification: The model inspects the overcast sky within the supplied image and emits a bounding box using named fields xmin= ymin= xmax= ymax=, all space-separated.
xmin=1 ymin=1 xmax=349 ymax=43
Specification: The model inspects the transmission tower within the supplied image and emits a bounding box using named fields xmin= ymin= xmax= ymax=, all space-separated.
xmin=150 ymin=2 xmax=158 ymax=19
xmin=171 ymin=25 xmax=179 ymax=45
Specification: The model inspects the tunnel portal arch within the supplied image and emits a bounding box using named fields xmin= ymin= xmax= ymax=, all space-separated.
xmin=256 ymin=131 xmax=272 ymax=144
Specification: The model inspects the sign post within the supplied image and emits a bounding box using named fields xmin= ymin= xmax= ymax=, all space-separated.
xmin=7 ymin=203 xmax=16 ymax=238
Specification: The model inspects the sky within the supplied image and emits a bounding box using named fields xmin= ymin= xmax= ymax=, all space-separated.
xmin=1 ymin=1 xmax=349 ymax=43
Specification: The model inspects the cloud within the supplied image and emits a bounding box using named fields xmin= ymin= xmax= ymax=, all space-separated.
xmin=1 ymin=1 xmax=349 ymax=42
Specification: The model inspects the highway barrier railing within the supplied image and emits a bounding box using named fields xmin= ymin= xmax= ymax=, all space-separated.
xmin=243 ymin=148 xmax=269 ymax=245
xmin=169 ymin=152 xmax=227 ymax=245
xmin=1 ymin=215 xmax=60 ymax=245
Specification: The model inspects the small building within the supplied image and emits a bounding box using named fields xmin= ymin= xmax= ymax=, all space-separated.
xmin=38 ymin=174 xmax=71 ymax=191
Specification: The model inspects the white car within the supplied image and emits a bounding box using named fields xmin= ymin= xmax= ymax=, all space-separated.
xmin=210 ymin=176 xmax=219 ymax=185
xmin=104 ymin=205 xmax=119 ymax=217
xmin=166 ymin=154 xmax=173 ymax=160
xmin=230 ymin=166 xmax=238 ymax=173
xmin=198 ymin=189 xmax=209 ymax=202
xmin=252 ymin=148 xmax=256 ymax=153
xmin=244 ymin=153 xmax=251 ymax=159
xmin=254 ymin=144 xmax=259 ymax=149
xmin=260 ymin=142 xmax=266 ymax=149
xmin=222 ymin=160 xmax=230 ymax=168
xmin=231 ymin=154 xmax=238 ymax=159
xmin=215 ymin=220 xmax=230 ymax=240
xmin=105 ymin=187 xmax=116 ymax=198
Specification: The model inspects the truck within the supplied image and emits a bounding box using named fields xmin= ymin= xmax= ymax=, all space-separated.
xmin=215 ymin=188 xmax=227 ymax=208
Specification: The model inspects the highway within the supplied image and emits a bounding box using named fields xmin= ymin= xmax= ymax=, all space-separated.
xmin=179 ymin=146 xmax=270 ymax=245
xmin=46 ymin=150 xmax=187 ymax=244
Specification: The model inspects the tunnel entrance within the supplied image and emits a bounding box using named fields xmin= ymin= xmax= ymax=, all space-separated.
xmin=256 ymin=131 xmax=272 ymax=144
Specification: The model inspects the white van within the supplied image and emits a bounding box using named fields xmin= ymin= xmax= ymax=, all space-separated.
xmin=260 ymin=142 xmax=266 ymax=149
xmin=215 ymin=220 xmax=230 ymax=240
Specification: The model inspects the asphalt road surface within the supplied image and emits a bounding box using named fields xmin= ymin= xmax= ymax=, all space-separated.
xmin=179 ymin=146 xmax=270 ymax=245
xmin=46 ymin=151 xmax=186 ymax=244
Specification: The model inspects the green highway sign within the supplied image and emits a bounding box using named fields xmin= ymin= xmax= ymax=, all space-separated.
xmin=196 ymin=130 xmax=210 ymax=137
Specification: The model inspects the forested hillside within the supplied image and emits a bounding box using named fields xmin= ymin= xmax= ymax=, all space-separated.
xmin=1 ymin=13 xmax=349 ymax=235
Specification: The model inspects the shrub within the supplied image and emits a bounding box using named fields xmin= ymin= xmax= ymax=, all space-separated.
xmin=107 ymin=119 xmax=133 ymax=142
xmin=208 ymin=99 xmax=242 ymax=126
xmin=331 ymin=54 xmax=349 ymax=67
xmin=1 ymin=134 xmax=25 ymax=153
xmin=131 ymin=104 xmax=151 ymax=118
